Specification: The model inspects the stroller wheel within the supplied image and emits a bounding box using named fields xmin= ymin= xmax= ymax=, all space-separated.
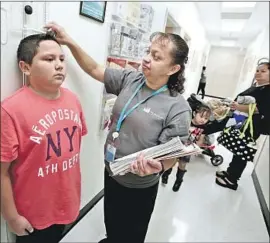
xmin=211 ymin=155 xmax=223 ymax=166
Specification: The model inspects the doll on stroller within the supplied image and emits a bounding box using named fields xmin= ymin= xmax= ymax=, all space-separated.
xmin=187 ymin=94 xmax=224 ymax=166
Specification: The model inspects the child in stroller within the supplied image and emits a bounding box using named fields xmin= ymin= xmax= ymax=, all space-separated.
xmin=188 ymin=94 xmax=256 ymax=166
xmin=187 ymin=94 xmax=225 ymax=166
xmin=162 ymin=97 xmax=216 ymax=191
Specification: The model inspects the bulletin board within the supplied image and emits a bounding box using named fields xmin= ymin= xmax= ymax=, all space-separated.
xmin=106 ymin=2 xmax=155 ymax=70
xmin=99 ymin=2 xmax=155 ymax=132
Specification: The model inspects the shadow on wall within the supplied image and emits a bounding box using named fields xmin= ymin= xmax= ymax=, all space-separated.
xmin=64 ymin=51 xmax=104 ymax=135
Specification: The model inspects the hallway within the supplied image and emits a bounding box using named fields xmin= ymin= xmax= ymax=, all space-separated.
xmin=61 ymin=144 xmax=269 ymax=242
xmin=1 ymin=2 xmax=269 ymax=243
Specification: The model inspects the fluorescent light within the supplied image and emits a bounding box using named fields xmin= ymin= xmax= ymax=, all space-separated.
xmin=222 ymin=2 xmax=257 ymax=8
xmin=221 ymin=19 xmax=246 ymax=32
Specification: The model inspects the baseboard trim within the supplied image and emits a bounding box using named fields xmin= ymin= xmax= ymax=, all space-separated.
xmin=204 ymin=94 xmax=226 ymax=100
xmin=252 ymin=171 xmax=270 ymax=236
xmin=61 ymin=189 xmax=104 ymax=239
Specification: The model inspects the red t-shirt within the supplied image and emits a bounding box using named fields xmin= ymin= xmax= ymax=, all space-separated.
xmin=1 ymin=86 xmax=88 ymax=229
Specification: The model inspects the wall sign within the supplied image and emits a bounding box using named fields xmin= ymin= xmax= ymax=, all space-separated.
xmin=79 ymin=1 xmax=107 ymax=23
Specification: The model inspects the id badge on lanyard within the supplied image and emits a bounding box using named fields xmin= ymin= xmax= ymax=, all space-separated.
xmin=105 ymin=132 xmax=119 ymax=163
xmin=105 ymin=81 xmax=167 ymax=163
xmin=105 ymin=143 xmax=117 ymax=163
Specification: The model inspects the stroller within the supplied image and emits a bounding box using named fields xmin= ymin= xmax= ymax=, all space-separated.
xmin=187 ymin=94 xmax=224 ymax=166
xmin=200 ymin=134 xmax=223 ymax=166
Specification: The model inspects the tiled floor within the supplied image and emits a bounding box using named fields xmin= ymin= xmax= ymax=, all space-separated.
xmin=61 ymin=144 xmax=269 ymax=242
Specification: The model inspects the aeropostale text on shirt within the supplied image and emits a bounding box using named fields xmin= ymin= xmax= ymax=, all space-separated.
xmin=38 ymin=153 xmax=79 ymax=177
xmin=30 ymin=108 xmax=83 ymax=144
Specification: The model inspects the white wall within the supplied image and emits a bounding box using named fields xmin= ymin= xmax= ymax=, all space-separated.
xmin=1 ymin=2 xmax=46 ymax=100
xmin=205 ymin=46 xmax=246 ymax=98
xmin=165 ymin=2 xmax=210 ymax=98
xmin=234 ymin=25 xmax=269 ymax=97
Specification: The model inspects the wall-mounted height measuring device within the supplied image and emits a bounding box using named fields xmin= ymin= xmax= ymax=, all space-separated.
xmin=22 ymin=2 xmax=51 ymax=85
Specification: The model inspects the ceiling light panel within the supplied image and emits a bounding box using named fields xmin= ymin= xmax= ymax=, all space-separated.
xmin=221 ymin=12 xmax=252 ymax=19
xmin=220 ymin=36 xmax=239 ymax=41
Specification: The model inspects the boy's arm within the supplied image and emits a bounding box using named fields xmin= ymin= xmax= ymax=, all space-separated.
xmin=1 ymin=162 xmax=33 ymax=236
xmin=1 ymin=107 xmax=33 ymax=236
xmin=1 ymin=162 xmax=19 ymax=221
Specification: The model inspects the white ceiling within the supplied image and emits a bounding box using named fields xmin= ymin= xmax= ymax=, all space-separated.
xmin=195 ymin=2 xmax=269 ymax=48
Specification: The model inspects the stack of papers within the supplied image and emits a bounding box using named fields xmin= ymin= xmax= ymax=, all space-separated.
xmin=109 ymin=137 xmax=202 ymax=176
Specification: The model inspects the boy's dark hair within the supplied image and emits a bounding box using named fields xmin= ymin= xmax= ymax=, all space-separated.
xmin=17 ymin=34 xmax=60 ymax=65
xmin=202 ymin=66 xmax=206 ymax=71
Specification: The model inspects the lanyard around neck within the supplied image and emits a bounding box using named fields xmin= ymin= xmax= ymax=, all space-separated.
xmin=116 ymin=81 xmax=167 ymax=132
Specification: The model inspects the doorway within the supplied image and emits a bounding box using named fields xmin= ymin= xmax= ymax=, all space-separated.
xmin=165 ymin=13 xmax=181 ymax=35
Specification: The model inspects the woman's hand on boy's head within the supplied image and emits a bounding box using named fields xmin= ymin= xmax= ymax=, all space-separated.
xmin=44 ymin=22 xmax=73 ymax=46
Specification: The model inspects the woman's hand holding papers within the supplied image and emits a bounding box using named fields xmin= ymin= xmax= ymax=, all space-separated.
xmin=130 ymin=153 xmax=162 ymax=177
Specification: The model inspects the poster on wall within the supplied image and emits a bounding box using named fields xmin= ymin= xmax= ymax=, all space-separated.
xmin=79 ymin=1 xmax=107 ymax=23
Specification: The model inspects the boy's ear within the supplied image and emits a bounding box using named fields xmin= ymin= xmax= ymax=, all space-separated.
xmin=18 ymin=61 xmax=31 ymax=76
xmin=193 ymin=111 xmax=196 ymax=117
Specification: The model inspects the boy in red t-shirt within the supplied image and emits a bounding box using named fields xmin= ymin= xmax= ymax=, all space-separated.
xmin=1 ymin=33 xmax=88 ymax=243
